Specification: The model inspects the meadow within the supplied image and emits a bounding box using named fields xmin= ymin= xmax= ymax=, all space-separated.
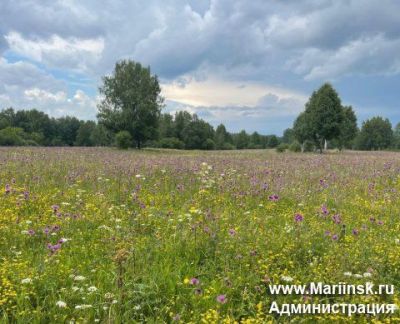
xmin=0 ymin=147 xmax=399 ymax=323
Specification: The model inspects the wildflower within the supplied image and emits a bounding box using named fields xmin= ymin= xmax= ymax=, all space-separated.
xmin=377 ymin=220 xmax=384 ymax=225
xmin=228 ymin=229 xmax=236 ymax=236
xmin=189 ymin=278 xmax=200 ymax=285
xmin=51 ymin=205 xmax=60 ymax=214
xmin=216 ymin=294 xmax=227 ymax=304
xmin=281 ymin=275 xmax=293 ymax=282
xmin=56 ymin=301 xmax=67 ymax=308
xmin=172 ymin=314 xmax=181 ymax=321
xmin=88 ymin=286 xmax=97 ymax=292
xmin=104 ymin=292 xmax=114 ymax=299
xmin=28 ymin=229 xmax=35 ymax=236
xmin=268 ymin=194 xmax=279 ymax=201
xmin=352 ymin=228 xmax=359 ymax=235
xmin=332 ymin=234 xmax=338 ymax=241
xmin=321 ymin=205 xmax=329 ymax=215
xmin=74 ymin=275 xmax=86 ymax=281
xmin=294 ymin=213 xmax=304 ymax=222
xmin=21 ymin=278 xmax=32 ymax=284
xmin=75 ymin=304 xmax=92 ymax=309
xmin=354 ymin=274 xmax=363 ymax=278
xmin=183 ymin=278 xmax=190 ymax=284
xmin=395 ymin=239 xmax=400 ymax=244
xmin=194 ymin=288 xmax=202 ymax=295
xmin=332 ymin=214 xmax=341 ymax=224
xmin=5 ymin=184 xmax=11 ymax=194
xmin=363 ymin=272 xmax=372 ymax=278
xmin=343 ymin=272 xmax=352 ymax=276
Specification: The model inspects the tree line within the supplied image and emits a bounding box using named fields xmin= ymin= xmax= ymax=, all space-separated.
xmin=0 ymin=59 xmax=399 ymax=151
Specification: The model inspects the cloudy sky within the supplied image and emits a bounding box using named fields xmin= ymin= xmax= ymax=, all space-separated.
xmin=1 ymin=0 xmax=399 ymax=135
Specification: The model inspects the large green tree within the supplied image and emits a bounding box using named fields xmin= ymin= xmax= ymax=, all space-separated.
xmin=356 ymin=117 xmax=393 ymax=150
xmin=301 ymin=83 xmax=343 ymax=152
xmin=97 ymin=60 xmax=163 ymax=149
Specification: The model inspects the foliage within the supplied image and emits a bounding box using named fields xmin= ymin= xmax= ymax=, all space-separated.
xmin=288 ymin=141 xmax=301 ymax=152
xmin=355 ymin=117 xmax=393 ymax=150
xmin=275 ymin=143 xmax=288 ymax=152
xmin=115 ymin=131 xmax=132 ymax=149
xmin=97 ymin=60 xmax=163 ymax=149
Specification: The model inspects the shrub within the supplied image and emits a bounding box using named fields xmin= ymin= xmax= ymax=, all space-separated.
xmin=0 ymin=127 xmax=27 ymax=146
xmin=276 ymin=143 xmax=289 ymax=153
xmin=303 ymin=140 xmax=315 ymax=152
xmin=289 ymin=141 xmax=301 ymax=152
xmin=202 ymin=138 xmax=215 ymax=150
xmin=115 ymin=131 xmax=132 ymax=149
xmin=158 ymin=137 xmax=184 ymax=149
xmin=222 ymin=143 xmax=235 ymax=150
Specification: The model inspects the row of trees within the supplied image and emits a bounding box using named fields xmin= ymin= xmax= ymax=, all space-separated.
xmin=0 ymin=60 xmax=399 ymax=151
xmin=0 ymin=108 xmax=113 ymax=146
xmin=281 ymin=83 xmax=400 ymax=152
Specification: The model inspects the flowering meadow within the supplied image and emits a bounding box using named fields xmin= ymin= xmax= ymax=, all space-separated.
xmin=0 ymin=147 xmax=399 ymax=323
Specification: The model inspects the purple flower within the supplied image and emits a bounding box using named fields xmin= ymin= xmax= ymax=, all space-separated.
xmin=294 ymin=213 xmax=304 ymax=222
xmin=377 ymin=220 xmax=384 ymax=225
xmin=28 ymin=229 xmax=35 ymax=236
xmin=352 ymin=228 xmax=359 ymax=236
xmin=228 ymin=229 xmax=236 ymax=236
xmin=369 ymin=216 xmax=376 ymax=223
xmin=321 ymin=205 xmax=329 ymax=216
xmin=268 ymin=194 xmax=279 ymax=201
xmin=216 ymin=294 xmax=227 ymax=304
xmin=324 ymin=230 xmax=331 ymax=237
xmin=194 ymin=288 xmax=202 ymax=295
xmin=51 ymin=205 xmax=60 ymax=214
xmin=172 ymin=314 xmax=181 ymax=321
xmin=332 ymin=214 xmax=341 ymax=224
xmin=189 ymin=278 xmax=200 ymax=285
xmin=5 ymin=184 xmax=11 ymax=194
xmin=332 ymin=234 xmax=338 ymax=241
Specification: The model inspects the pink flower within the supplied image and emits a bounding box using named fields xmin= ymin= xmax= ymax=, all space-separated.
xmin=216 ymin=294 xmax=227 ymax=304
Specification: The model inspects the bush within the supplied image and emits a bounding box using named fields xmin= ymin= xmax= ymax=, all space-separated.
xmin=202 ymin=138 xmax=215 ymax=150
xmin=0 ymin=127 xmax=27 ymax=146
xmin=115 ymin=131 xmax=132 ymax=149
xmin=222 ymin=143 xmax=235 ymax=150
xmin=289 ymin=141 xmax=301 ymax=152
xmin=158 ymin=137 xmax=184 ymax=149
xmin=303 ymin=140 xmax=315 ymax=152
xmin=276 ymin=143 xmax=289 ymax=153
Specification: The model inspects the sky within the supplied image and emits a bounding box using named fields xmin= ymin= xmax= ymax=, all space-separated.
xmin=0 ymin=0 xmax=399 ymax=135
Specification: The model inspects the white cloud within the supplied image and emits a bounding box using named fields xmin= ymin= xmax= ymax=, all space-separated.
xmin=24 ymin=88 xmax=67 ymax=103
xmin=162 ymin=75 xmax=306 ymax=107
xmin=289 ymin=34 xmax=400 ymax=80
xmin=5 ymin=31 xmax=104 ymax=71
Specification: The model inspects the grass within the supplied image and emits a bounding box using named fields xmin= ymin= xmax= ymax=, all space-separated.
xmin=0 ymin=147 xmax=399 ymax=323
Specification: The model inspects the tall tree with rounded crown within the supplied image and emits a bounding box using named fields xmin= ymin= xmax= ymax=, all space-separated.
xmin=97 ymin=60 xmax=163 ymax=149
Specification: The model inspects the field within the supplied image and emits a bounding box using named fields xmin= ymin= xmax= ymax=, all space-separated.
xmin=0 ymin=147 xmax=399 ymax=323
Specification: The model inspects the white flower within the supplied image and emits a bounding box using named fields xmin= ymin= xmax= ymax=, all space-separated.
xmin=56 ymin=301 xmax=67 ymax=308
xmin=59 ymin=238 xmax=70 ymax=243
xmin=75 ymin=304 xmax=92 ymax=309
xmin=112 ymin=299 xmax=118 ymax=304
xmin=74 ymin=275 xmax=86 ymax=281
xmin=135 ymin=174 xmax=141 ymax=178
xmin=281 ymin=275 xmax=294 ymax=282
xmin=343 ymin=272 xmax=352 ymax=276
xmin=88 ymin=286 xmax=97 ymax=292
xmin=21 ymin=230 xmax=29 ymax=235
xmin=395 ymin=238 xmax=400 ymax=244
xmin=354 ymin=274 xmax=363 ymax=278
xmin=363 ymin=272 xmax=372 ymax=277
xmin=21 ymin=278 xmax=32 ymax=284
xmin=72 ymin=286 xmax=79 ymax=292
xmin=26 ymin=220 xmax=32 ymax=224
xmin=104 ymin=292 xmax=114 ymax=299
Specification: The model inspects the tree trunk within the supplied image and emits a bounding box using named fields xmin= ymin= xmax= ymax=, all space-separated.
xmin=137 ymin=140 xmax=141 ymax=149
